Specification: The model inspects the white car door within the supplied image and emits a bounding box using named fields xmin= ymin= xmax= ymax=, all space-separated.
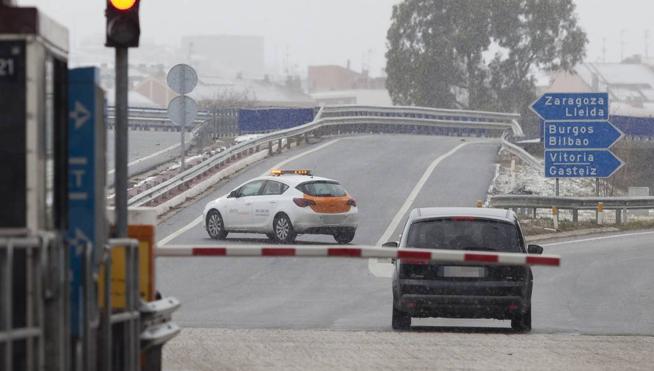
xmin=251 ymin=180 xmax=289 ymax=230
xmin=224 ymin=180 xmax=264 ymax=230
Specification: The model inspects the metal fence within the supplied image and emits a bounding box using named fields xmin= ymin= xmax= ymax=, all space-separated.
xmin=0 ymin=234 xmax=60 ymax=371
xmin=100 ymin=238 xmax=141 ymax=371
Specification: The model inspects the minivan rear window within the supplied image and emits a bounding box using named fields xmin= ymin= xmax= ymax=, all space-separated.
xmin=406 ymin=218 xmax=523 ymax=253
xmin=297 ymin=181 xmax=346 ymax=197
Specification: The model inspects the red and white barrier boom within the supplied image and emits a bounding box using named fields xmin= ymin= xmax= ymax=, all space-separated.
xmin=157 ymin=245 xmax=560 ymax=267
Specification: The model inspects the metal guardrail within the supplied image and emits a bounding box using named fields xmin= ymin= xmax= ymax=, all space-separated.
xmin=490 ymin=195 xmax=654 ymax=210
xmin=500 ymin=133 xmax=543 ymax=169
xmin=128 ymin=105 xmax=522 ymax=207
xmin=490 ymin=194 xmax=654 ymax=224
xmin=106 ymin=106 xmax=210 ymax=131
xmin=320 ymin=105 xmax=523 ymax=137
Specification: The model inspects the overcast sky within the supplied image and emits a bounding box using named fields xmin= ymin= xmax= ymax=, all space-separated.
xmin=17 ymin=0 xmax=654 ymax=75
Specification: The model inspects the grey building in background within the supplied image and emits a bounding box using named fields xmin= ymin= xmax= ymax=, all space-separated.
xmin=182 ymin=35 xmax=265 ymax=78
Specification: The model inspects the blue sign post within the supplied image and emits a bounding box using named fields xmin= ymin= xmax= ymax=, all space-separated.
xmin=67 ymin=67 xmax=106 ymax=337
xmin=531 ymin=92 xmax=624 ymax=179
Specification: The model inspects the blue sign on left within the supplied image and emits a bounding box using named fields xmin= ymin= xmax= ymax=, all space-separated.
xmin=67 ymin=67 xmax=100 ymax=337
xmin=531 ymin=92 xmax=609 ymax=121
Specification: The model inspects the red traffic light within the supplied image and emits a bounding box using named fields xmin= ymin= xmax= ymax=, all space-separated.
xmin=110 ymin=0 xmax=137 ymax=11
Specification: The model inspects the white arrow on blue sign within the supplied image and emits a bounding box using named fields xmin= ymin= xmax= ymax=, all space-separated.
xmin=545 ymin=149 xmax=624 ymax=178
xmin=544 ymin=121 xmax=623 ymax=150
xmin=531 ymin=92 xmax=609 ymax=121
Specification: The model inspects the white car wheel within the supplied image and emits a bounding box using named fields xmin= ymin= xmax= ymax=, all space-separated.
xmin=273 ymin=214 xmax=296 ymax=243
xmin=206 ymin=210 xmax=228 ymax=240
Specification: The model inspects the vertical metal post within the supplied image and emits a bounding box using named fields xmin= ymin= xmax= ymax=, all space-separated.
xmin=555 ymin=178 xmax=560 ymax=197
xmin=115 ymin=48 xmax=129 ymax=238
xmin=125 ymin=246 xmax=135 ymax=371
xmin=2 ymin=242 xmax=13 ymax=371
xmin=101 ymin=250 xmax=112 ymax=371
xmin=595 ymin=178 xmax=600 ymax=222
xmin=596 ymin=178 xmax=600 ymax=196
xmin=115 ymin=47 xmax=133 ymax=371
xmin=212 ymin=108 xmax=217 ymax=140
xmin=180 ymin=122 xmax=186 ymax=172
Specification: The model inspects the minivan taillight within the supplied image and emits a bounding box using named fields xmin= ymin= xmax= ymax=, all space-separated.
xmin=347 ymin=198 xmax=357 ymax=207
xmin=293 ymin=198 xmax=316 ymax=207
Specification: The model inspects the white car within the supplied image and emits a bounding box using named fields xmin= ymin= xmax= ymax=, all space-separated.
xmin=202 ymin=170 xmax=359 ymax=243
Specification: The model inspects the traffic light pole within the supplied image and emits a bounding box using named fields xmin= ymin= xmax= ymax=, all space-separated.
xmin=115 ymin=47 xmax=129 ymax=239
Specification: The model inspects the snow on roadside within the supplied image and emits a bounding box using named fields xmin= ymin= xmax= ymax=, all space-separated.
xmin=491 ymin=155 xmax=596 ymax=197
xmin=234 ymin=134 xmax=265 ymax=144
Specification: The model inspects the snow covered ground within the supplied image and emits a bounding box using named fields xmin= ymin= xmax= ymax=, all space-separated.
xmin=491 ymin=156 xmax=596 ymax=197
xmin=489 ymin=152 xmax=653 ymax=223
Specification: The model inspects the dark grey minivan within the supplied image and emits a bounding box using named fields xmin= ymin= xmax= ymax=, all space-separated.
xmin=386 ymin=207 xmax=544 ymax=332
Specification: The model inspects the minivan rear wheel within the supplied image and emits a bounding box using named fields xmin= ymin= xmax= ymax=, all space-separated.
xmin=511 ymin=307 xmax=532 ymax=332
xmin=392 ymin=307 xmax=411 ymax=330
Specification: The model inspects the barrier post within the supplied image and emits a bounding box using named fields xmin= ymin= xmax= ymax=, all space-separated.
xmin=597 ymin=202 xmax=604 ymax=225
xmin=552 ymin=207 xmax=559 ymax=230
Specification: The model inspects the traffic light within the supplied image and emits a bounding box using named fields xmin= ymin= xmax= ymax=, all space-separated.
xmin=105 ymin=0 xmax=140 ymax=48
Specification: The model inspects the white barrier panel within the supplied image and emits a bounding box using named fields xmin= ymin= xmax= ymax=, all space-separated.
xmin=157 ymin=245 xmax=560 ymax=267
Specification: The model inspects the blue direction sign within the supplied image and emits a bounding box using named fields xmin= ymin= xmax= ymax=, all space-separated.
xmin=544 ymin=121 xmax=623 ymax=149
xmin=68 ymin=67 xmax=106 ymax=337
xmin=531 ymin=92 xmax=609 ymax=121
xmin=545 ymin=150 xmax=623 ymax=178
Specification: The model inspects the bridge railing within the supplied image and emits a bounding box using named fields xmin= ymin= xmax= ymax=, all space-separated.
xmin=106 ymin=106 xmax=210 ymax=131
xmin=127 ymin=105 xmax=523 ymax=208
xmin=500 ymin=132 xmax=543 ymax=169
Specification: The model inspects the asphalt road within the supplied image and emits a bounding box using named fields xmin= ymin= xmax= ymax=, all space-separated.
xmin=534 ymin=231 xmax=654 ymax=335
xmin=156 ymin=134 xmax=654 ymax=336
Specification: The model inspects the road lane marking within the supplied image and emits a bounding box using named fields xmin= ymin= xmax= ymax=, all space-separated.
xmin=369 ymin=141 xmax=473 ymax=278
xmin=159 ymin=139 xmax=341 ymax=246
xmin=542 ymin=230 xmax=654 ymax=247
xmin=158 ymin=216 xmax=203 ymax=246
xmin=261 ymin=138 xmax=341 ymax=176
